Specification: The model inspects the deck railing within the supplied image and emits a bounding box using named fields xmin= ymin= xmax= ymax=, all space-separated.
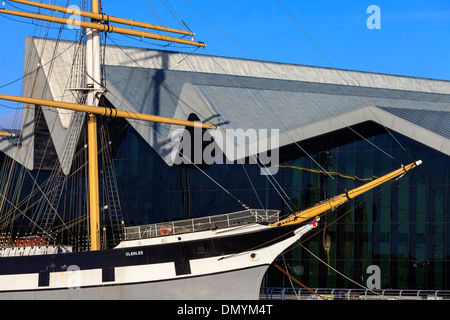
xmin=124 ymin=209 xmax=280 ymax=241
xmin=261 ymin=287 xmax=450 ymax=300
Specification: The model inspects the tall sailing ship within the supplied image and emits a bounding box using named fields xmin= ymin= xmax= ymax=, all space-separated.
xmin=0 ymin=0 xmax=421 ymax=299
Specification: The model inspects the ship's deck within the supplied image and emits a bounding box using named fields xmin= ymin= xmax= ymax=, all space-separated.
xmin=123 ymin=209 xmax=280 ymax=241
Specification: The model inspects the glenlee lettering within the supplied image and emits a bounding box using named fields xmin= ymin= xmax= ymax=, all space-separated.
xmin=125 ymin=250 xmax=143 ymax=257
xmin=177 ymin=304 xmax=273 ymax=317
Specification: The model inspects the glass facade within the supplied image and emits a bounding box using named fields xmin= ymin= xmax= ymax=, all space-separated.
xmin=113 ymin=126 xmax=449 ymax=290
xmin=0 ymin=123 xmax=448 ymax=290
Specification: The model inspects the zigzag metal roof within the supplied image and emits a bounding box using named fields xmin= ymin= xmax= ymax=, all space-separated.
xmin=1 ymin=37 xmax=449 ymax=172
xmin=102 ymin=62 xmax=450 ymax=163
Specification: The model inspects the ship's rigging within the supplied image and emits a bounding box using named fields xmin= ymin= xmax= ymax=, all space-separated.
xmin=0 ymin=0 xmax=214 ymax=252
xmin=0 ymin=0 xmax=425 ymax=300
xmin=0 ymin=0 xmax=422 ymax=253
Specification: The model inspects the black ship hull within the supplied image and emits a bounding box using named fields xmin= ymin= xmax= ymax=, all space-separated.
xmin=0 ymin=222 xmax=316 ymax=299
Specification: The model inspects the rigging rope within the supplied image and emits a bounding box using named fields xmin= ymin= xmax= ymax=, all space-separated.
xmin=0 ymin=15 xmax=88 ymax=242
xmin=271 ymin=181 xmax=399 ymax=300
xmin=275 ymin=0 xmax=411 ymax=162
xmin=299 ymin=244 xmax=387 ymax=299
xmin=273 ymin=262 xmax=327 ymax=300
xmin=0 ymin=0 xmax=420 ymax=256
xmin=104 ymin=35 xmax=251 ymax=210
xmin=182 ymin=0 xmax=283 ymax=80
xmin=106 ymin=36 xmax=216 ymax=127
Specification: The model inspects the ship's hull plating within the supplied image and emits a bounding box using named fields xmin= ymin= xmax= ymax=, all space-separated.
xmin=0 ymin=222 xmax=314 ymax=300
xmin=0 ymin=265 xmax=269 ymax=300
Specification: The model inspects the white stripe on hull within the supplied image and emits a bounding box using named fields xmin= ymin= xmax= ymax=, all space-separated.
xmin=0 ymin=265 xmax=269 ymax=300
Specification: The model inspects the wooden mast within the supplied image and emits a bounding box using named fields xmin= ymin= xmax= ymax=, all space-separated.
xmin=0 ymin=132 xmax=14 ymax=138
xmin=87 ymin=0 xmax=101 ymax=251
xmin=270 ymin=160 xmax=422 ymax=227
xmin=9 ymin=0 xmax=195 ymax=36
xmin=0 ymin=1 xmax=424 ymax=251
xmin=0 ymin=95 xmax=216 ymax=129
xmin=0 ymin=0 xmax=210 ymax=251
xmin=0 ymin=8 xmax=205 ymax=47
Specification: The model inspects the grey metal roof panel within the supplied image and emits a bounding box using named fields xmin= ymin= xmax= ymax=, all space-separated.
xmin=101 ymin=40 xmax=450 ymax=95
xmin=379 ymin=107 xmax=450 ymax=139
xmin=104 ymin=65 xmax=450 ymax=104
xmin=103 ymin=64 xmax=450 ymax=160
xmin=104 ymin=65 xmax=450 ymax=122
xmin=192 ymin=84 xmax=450 ymax=130
xmin=10 ymin=37 xmax=449 ymax=170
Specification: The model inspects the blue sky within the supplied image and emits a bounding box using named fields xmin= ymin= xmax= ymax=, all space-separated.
xmin=0 ymin=0 xmax=449 ymax=124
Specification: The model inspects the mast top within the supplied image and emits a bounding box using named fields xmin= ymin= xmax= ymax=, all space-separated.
xmin=0 ymin=0 xmax=211 ymax=252
xmin=2 ymin=0 xmax=205 ymax=47
xmin=92 ymin=0 xmax=99 ymax=14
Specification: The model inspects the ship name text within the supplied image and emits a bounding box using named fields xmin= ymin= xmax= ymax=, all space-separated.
xmin=125 ymin=250 xmax=143 ymax=257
